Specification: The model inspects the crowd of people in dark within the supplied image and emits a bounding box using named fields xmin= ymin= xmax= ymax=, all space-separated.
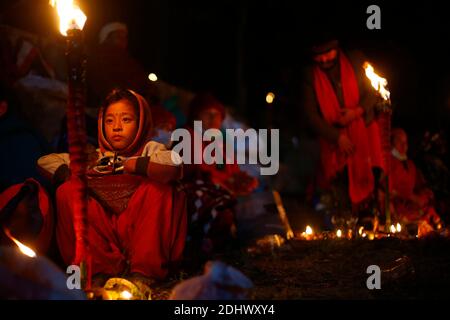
xmin=1 ymin=1 xmax=449 ymax=299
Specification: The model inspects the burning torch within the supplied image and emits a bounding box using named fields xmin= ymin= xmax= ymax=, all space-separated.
xmin=49 ymin=0 xmax=91 ymax=289
xmin=363 ymin=62 xmax=392 ymax=229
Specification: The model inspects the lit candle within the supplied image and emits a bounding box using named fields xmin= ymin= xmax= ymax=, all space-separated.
xmin=390 ymin=224 xmax=397 ymax=234
xmin=3 ymin=228 xmax=36 ymax=258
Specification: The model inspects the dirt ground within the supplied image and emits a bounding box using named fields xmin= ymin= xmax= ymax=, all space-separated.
xmin=151 ymin=236 xmax=450 ymax=300
xmin=131 ymin=196 xmax=450 ymax=300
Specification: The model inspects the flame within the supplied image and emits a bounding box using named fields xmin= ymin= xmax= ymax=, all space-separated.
xmin=336 ymin=229 xmax=342 ymax=238
xmin=363 ymin=62 xmax=390 ymax=101
xmin=4 ymin=228 xmax=36 ymax=258
xmin=148 ymin=73 xmax=158 ymax=82
xmin=266 ymin=92 xmax=275 ymax=104
xmin=358 ymin=226 xmax=364 ymax=236
xmin=120 ymin=290 xmax=133 ymax=300
xmin=305 ymin=225 xmax=313 ymax=236
xmin=390 ymin=224 xmax=397 ymax=234
xmin=396 ymin=223 xmax=402 ymax=233
xmin=49 ymin=0 xmax=87 ymax=36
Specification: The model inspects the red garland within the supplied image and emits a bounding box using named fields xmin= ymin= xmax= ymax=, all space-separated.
xmin=66 ymin=29 xmax=91 ymax=289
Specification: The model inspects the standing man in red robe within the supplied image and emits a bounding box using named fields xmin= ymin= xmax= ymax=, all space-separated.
xmin=300 ymin=36 xmax=384 ymax=217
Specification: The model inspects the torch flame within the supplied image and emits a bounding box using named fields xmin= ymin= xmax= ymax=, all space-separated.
xmin=363 ymin=62 xmax=390 ymax=101
xmin=4 ymin=228 xmax=36 ymax=258
xmin=49 ymin=0 xmax=87 ymax=36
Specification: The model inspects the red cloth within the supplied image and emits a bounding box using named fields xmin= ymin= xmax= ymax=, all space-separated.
xmin=389 ymin=155 xmax=438 ymax=223
xmin=56 ymin=177 xmax=187 ymax=279
xmin=0 ymin=180 xmax=53 ymax=254
xmin=313 ymin=51 xmax=383 ymax=203
xmin=390 ymin=156 xmax=418 ymax=200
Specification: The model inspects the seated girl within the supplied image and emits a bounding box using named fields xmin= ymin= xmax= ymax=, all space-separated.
xmin=1 ymin=89 xmax=187 ymax=284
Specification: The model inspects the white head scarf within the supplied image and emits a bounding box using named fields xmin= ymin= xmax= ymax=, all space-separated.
xmin=99 ymin=22 xmax=128 ymax=44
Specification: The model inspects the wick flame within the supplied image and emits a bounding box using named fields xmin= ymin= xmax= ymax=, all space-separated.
xmin=4 ymin=228 xmax=36 ymax=258
xmin=396 ymin=223 xmax=402 ymax=233
xmin=363 ymin=62 xmax=390 ymax=101
xmin=336 ymin=229 xmax=342 ymax=238
xmin=120 ymin=290 xmax=133 ymax=300
xmin=390 ymin=224 xmax=397 ymax=234
xmin=305 ymin=225 xmax=313 ymax=236
xmin=49 ymin=0 xmax=87 ymax=36
xmin=358 ymin=226 xmax=364 ymax=236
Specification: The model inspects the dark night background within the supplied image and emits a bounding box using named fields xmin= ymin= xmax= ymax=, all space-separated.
xmin=1 ymin=1 xmax=450 ymax=301
xmin=1 ymin=0 xmax=449 ymax=136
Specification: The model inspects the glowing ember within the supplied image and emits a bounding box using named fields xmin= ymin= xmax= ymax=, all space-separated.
xmin=49 ymin=0 xmax=87 ymax=36
xmin=148 ymin=73 xmax=158 ymax=82
xmin=266 ymin=92 xmax=275 ymax=104
xmin=336 ymin=229 xmax=342 ymax=238
xmin=4 ymin=228 xmax=36 ymax=258
xmin=120 ymin=290 xmax=133 ymax=300
xmin=358 ymin=226 xmax=364 ymax=236
xmin=396 ymin=223 xmax=402 ymax=233
xmin=390 ymin=224 xmax=397 ymax=234
xmin=363 ymin=62 xmax=390 ymax=101
xmin=305 ymin=225 xmax=313 ymax=236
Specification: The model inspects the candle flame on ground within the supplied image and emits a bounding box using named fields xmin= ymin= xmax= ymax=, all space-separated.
xmin=396 ymin=223 xmax=402 ymax=233
xmin=120 ymin=290 xmax=133 ymax=300
xmin=305 ymin=225 xmax=313 ymax=235
xmin=336 ymin=229 xmax=342 ymax=238
xmin=49 ymin=0 xmax=87 ymax=36
xmin=358 ymin=226 xmax=364 ymax=236
xmin=4 ymin=228 xmax=36 ymax=258
xmin=390 ymin=224 xmax=397 ymax=234
xmin=363 ymin=62 xmax=390 ymax=101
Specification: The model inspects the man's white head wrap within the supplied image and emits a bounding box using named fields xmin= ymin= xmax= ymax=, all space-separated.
xmin=99 ymin=22 xmax=128 ymax=44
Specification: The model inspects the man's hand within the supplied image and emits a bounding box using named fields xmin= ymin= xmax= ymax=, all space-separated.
xmin=337 ymin=107 xmax=364 ymax=127
xmin=338 ymin=133 xmax=355 ymax=157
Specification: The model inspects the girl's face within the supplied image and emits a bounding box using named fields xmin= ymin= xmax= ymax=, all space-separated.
xmin=104 ymin=99 xmax=138 ymax=151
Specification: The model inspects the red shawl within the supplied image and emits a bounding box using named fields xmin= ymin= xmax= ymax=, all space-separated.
xmin=313 ymin=51 xmax=383 ymax=204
